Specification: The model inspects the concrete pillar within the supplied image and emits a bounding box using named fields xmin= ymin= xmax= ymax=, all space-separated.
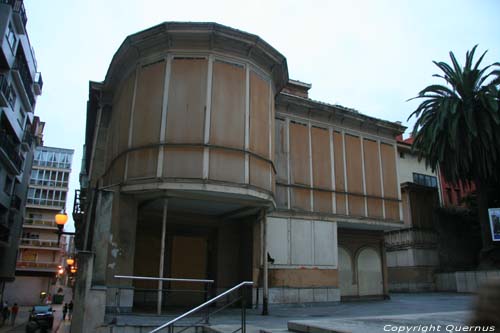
xmin=90 ymin=190 xmax=138 ymax=312
xmin=72 ymin=251 xmax=106 ymax=333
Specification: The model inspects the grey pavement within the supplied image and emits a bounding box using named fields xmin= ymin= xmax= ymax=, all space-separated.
xmin=106 ymin=293 xmax=478 ymax=333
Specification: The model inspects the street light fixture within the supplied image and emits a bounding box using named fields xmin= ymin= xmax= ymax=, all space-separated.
xmin=54 ymin=210 xmax=75 ymax=246
xmin=66 ymin=257 xmax=75 ymax=266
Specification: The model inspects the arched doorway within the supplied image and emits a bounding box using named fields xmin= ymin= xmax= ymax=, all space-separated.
xmin=338 ymin=247 xmax=356 ymax=296
xmin=356 ymin=247 xmax=383 ymax=296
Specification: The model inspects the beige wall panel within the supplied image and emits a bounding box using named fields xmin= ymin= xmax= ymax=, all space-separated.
xmin=363 ymin=139 xmax=382 ymax=196
xmin=127 ymin=148 xmax=158 ymax=179
xmin=333 ymin=132 xmax=345 ymax=191
xmin=132 ymin=61 xmax=165 ymax=146
xmin=209 ymin=149 xmax=245 ymax=183
xmin=269 ymin=269 xmax=338 ymax=288
xmin=345 ymin=134 xmax=365 ymax=216
xmin=363 ymin=139 xmax=383 ymax=217
xmin=114 ymin=71 xmax=136 ymax=154
xmin=166 ymin=58 xmax=208 ymax=143
xmin=275 ymin=119 xmax=288 ymax=183
xmin=249 ymin=72 xmax=270 ymax=157
xmin=276 ymin=185 xmax=289 ymax=209
xmin=348 ymin=195 xmax=365 ymax=216
xmin=290 ymin=122 xmax=310 ymax=186
xmin=163 ymin=147 xmax=203 ymax=179
xmin=336 ymin=194 xmax=347 ymax=215
xmin=314 ymin=190 xmax=332 ymax=213
xmin=291 ymin=188 xmax=311 ymax=211
xmin=110 ymin=155 xmax=126 ymax=185
xmin=385 ymin=201 xmax=400 ymax=220
xmin=210 ymin=61 xmax=245 ymax=148
xmin=345 ymin=134 xmax=363 ymax=193
xmin=250 ymin=156 xmax=271 ymax=191
xmin=311 ymin=127 xmax=332 ymax=188
xmin=381 ymin=143 xmax=398 ymax=198
xmin=367 ymin=198 xmax=384 ymax=218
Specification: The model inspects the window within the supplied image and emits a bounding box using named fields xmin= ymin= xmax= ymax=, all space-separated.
xmin=6 ymin=23 xmax=17 ymax=53
xmin=7 ymin=84 xmax=16 ymax=108
xmin=18 ymin=107 xmax=26 ymax=129
xmin=399 ymin=152 xmax=405 ymax=159
xmin=4 ymin=176 xmax=13 ymax=195
xmin=413 ymin=173 xmax=438 ymax=188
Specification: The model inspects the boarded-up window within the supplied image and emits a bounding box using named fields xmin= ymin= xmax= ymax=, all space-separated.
xmin=163 ymin=147 xmax=203 ymax=179
xmin=250 ymin=156 xmax=271 ymax=191
xmin=127 ymin=148 xmax=158 ymax=179
xmin=210 ymin=60 xmax=245 ymax=148
xmin=290 ymin=122 xmax=310 ymax=186
xmin=275 ymin=118 xmax=288 ymax=183
xmin=381 ymin=143 xmax=400 ymax=220
xmin=209 ymin=149 xmax=245 ymax=184
xmin=249 ymin=71 xmax=270 ymax=158
xmin=132 ymin=61 xmax=165 ymax=147
xmin=363 ymin=139 xmax=383 ymax=218
xmin=333 ymin=131 xmax=346 ymax=215
xmin=312 ymin=127 xmax=332 ymax=213
xmin=345 ymin=134 xmax=365 ymax=216
xmin=166 ymin=58 xmax=208 ymax=144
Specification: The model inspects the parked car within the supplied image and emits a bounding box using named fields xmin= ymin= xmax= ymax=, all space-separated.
xmin=26 ymin=306 xmax=54 ymax=332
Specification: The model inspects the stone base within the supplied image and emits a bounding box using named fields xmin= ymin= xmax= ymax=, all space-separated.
xmin=253 ymin=287 xmax=340 ymax=304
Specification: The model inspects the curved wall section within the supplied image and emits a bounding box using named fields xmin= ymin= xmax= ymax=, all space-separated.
xmin=103 ymin=53 xmax=275 ymax=200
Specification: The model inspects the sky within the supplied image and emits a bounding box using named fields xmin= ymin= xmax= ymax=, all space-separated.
xmin=23 ymin=0 xmax=500 ymax=231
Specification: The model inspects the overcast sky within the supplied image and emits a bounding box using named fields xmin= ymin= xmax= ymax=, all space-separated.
xmin=23 ymin=0 xmax=500 ymax=231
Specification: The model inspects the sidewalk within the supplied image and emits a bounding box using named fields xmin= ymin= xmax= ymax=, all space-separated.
xmin=0 ymin=306 xmax=32 ymax=333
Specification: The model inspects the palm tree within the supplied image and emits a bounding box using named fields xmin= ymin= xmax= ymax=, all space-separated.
xmin=408 ymin=46 xmax=500 ymax=264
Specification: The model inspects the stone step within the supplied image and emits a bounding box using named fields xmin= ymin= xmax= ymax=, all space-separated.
xmin=288 ymin=321 xmax=351 ymax=333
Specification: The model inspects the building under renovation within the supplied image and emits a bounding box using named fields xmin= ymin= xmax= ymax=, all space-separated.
xmin=73 ymin=22 xmax=405 ymax=332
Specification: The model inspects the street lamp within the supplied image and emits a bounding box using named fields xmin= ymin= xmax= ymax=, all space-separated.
xmin=54 ymin=210 xmax=75 ymax=246
xmin=70 ymin=266 xmax=77 ymax=274
xmin=66 ymin=257 xmax=75 ymax=266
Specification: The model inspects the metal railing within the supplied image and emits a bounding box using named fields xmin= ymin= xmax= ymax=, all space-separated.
xmin=24 ymin=218 xmax=57 ymax=228
xmin=113 ymin=275 xmax=214 ymax=315
xmin=20 ymin=238 xmax=60 ymax=248
xmin=26 ymin=198 xmax=65 ymax=208
xmin=16 ymin=261 xmax=59 ymax=269
xmin=150 ymin=281 xmax=253 ymax=333
xmin=0 ymin=130 xmax=23 ymax=172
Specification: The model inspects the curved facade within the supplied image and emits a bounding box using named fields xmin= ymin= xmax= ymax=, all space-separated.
xmin=104 ymin=55 xmax=276 ymax=200
xmin=74 ymin=22 xmax=407 ymax=332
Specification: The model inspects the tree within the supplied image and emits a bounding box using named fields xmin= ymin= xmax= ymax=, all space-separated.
xmin=408 ymin=46 xmax=500 ymax=265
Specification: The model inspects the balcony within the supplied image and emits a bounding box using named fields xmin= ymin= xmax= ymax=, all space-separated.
xmin=19 ymin=238 xmax=61 ymax=250
xmin=29 ymin=179 xmax=69 ymax=189
xmin=21 ymin=129 xmax=34 ymax=150
xmin=16 ymin=261 xmax=59 ymax=272
xmin=33 ymin=72 xmax=43 ymax=95
xmin=0 ymin=74 xmax=9 ymax=107
xmin=23 ymin=217 xmax=58 ymax=230
xmin=32 ymin=160 xmax=71 ymax=169
xmin=0 ymin=130 xmax=23 ymax=174
xmin=0 ymin=0 xmax=28 ymax=30
xmin=26 ymin=198 xmax=65 ymax=209
xmin=385 ymin=227 xmax=438 ymax=250
xmin=12 ymin=57 xmax=35 ymax=110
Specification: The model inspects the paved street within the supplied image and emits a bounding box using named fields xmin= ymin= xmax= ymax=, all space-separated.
xmin=0 ymin=304 xmax=67 ymax=333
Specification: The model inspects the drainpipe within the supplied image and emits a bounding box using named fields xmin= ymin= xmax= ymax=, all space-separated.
xmin=261 ymin=209 xmax=269 ymax=315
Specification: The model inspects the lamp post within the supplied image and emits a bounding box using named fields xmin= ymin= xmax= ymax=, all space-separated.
xmin=54 ymin=211 xmax=75 ymax=246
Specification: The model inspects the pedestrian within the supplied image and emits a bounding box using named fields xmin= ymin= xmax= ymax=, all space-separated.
xmin=10 ymin=303 xmax=18 ymax=326
xmin=62 ymin=303 xmax=68 ymax=321
xmin=1 ymin=302 xmax=9 ymax=326
xmin=68 ymin=300 xmax=73 ymax=320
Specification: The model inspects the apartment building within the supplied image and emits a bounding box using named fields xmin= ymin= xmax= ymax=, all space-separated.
xmin=4 ymin=146 xmax=74 ymax=305
xmin=0 ymin=0 xmax=43 ymax=301
xmin=72 ymin=22 xmax=405 ymax=333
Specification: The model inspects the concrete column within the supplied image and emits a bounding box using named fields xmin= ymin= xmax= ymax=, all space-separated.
xmin=91 ymin=190 xmax=114 ymax=285
xmin=157 ymin=199 xmax=168 ymax=315
xmin=72 ymin=251 xmax=106 ymax=333
xmin=262 ymin=210 xmax=269 ymax=315
xmin=106 ymin=193 xmax=138 ymax=312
